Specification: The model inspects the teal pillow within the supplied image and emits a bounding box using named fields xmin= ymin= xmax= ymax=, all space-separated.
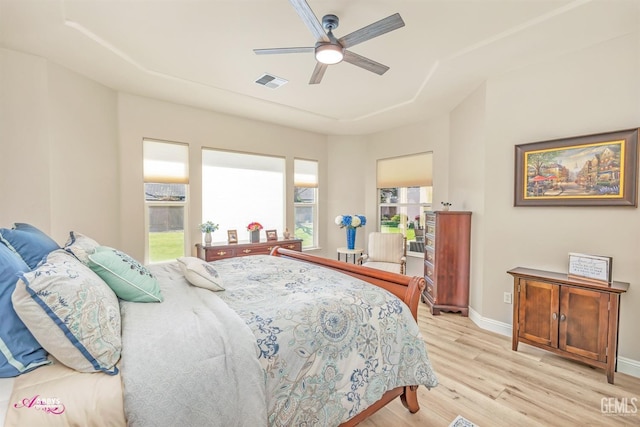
xmin=88 ymin=247 xmax=163 ymax=303
xmin=0 ymin=223 xmax=60 ymax=269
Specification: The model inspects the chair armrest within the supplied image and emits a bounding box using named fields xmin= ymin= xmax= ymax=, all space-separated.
xmin=359 ymin=254 xmax=369 ymax=262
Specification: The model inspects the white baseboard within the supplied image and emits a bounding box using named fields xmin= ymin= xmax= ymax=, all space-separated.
xmin=467 ymin=307 xmax=640 ymax=379
xmin=468 ymin=306 xmax=512 ymax=337
xmin=618 ymin=356 xmax=640 ymax=378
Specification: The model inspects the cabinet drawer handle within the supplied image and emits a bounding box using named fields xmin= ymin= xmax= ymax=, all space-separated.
xmin=286 ymin=245 xmax=295 ymax=249
xmin=560 ymin=314 xmax=566 ymax=321
xmin=427 ymin=270 xmax=433 ymax=277
xmin=552 ymin=312 xmax=557 ymax=320
xmin=268 ymin=247 xmax=274 ymax=251
xmin=242 ymin=249 xmax=252 ymax=254
xmin=426 ymin=253 xmax=433 ymax=261
xmin=216 ymin=251 xmax=227 ymax=256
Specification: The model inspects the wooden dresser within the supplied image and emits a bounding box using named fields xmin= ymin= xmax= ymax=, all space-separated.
xmin=507 ymin=267 xmax=628 ymax=384
xmin=422 ymin=211 xmax=472 ymax=316
xmin=196 ymin=239 xmax=302 ymax=262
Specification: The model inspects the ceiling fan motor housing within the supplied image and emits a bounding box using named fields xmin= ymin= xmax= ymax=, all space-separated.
xmin=322 ymin=14 xmax=339 ymax=31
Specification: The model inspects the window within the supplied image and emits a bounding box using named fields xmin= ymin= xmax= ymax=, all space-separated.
xmin=377 ymin=153 xmax=433 ymax=255
xmin=202 ymin=149 xmax=285 ymax=242
xmin=143 ymin=139 xmax=189 ymax=263
xmin=294 ymin=159 xmax=318 ymax=249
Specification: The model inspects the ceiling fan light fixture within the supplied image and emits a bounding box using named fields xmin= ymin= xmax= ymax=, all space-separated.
xmin=315 ymin=43 xmax=343 ymax=65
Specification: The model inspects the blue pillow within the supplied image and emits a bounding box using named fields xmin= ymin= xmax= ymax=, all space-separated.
xmin=0 ymin=223 xmax=60 ymax=269
xmin=0 ymin=242 xmax=50 ymax=377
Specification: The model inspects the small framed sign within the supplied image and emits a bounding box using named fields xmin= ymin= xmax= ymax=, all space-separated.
xmin=568 ymin=252 xmax=612 ymax=285
xmin=266 ymin=229 xmax=278 ymax=241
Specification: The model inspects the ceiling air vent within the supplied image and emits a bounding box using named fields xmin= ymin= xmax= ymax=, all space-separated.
xmin=255 ymin=73 xmax=288 ymax=89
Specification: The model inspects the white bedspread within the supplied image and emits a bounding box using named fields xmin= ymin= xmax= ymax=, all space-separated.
xmin=119 ymin=262 xmax=267 ymax=427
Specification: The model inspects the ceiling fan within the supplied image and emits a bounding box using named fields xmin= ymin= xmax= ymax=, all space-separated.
xmin=254 ymin=0 xmax=405 ymax=84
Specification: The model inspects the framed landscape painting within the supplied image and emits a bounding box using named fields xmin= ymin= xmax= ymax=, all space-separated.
xmin=514 ymin=128 xmax=639 ymax=207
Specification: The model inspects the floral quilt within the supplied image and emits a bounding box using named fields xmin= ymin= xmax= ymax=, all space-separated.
xmin=213 ymin=255 xmax=438 ymax=426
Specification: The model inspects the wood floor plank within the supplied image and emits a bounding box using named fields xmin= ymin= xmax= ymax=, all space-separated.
xmin=358 ymin=306 xmax=640 ymax=427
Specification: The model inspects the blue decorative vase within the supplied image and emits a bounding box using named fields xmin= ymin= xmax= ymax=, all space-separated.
xmin=346 ymin=227 xmax=356 ymax=250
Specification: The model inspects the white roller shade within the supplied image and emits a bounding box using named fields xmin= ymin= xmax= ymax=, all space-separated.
xmin=202 ymin=149 xmax=284 ymax=172
xmin=143 ymin=139 xmax=189 ymax=184
xmin=377 ymin=152 xmax=432 ymax=188
xmin=294 ymin=159 xmax=318 ymax=188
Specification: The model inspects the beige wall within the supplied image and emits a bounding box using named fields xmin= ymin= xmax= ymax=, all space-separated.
xmin=364 ymin=117 xmax=450 ymax=276
xmin=0 ymin=48 xmax=119 ymax=246
xmin=325 ymin=135 xmax=368 ymax=256
xmin=481 ymin=33 xmax=640 ymax=363
xmin=2 ymin=31 xmax=639 ymax=373
xmin=449 ymin=84 xmax=486 ymax=314
xmin=116 ymin=93 xmax=328 ymax=261
xmin=1 ymin=49 xmax=51 ymax=231
xmin=359 ymin=33 xmax=640 ymax=370
xmin=436 ymin=33 xmax=639 ymax=368
xmin=46 ymin=62 xmax=119 ymax=245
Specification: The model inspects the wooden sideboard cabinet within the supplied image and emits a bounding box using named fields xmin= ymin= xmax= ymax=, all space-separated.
xmin=422 ymin=211 xmax=472 ymax=316
xmin=196 ymin=239 xmax=302 ymax=262
xmin=507 ymin=267 xmax=629 ymax=384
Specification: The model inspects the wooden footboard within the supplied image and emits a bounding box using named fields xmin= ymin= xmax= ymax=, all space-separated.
xmin=270 ymin=247 xmax=425 ymax=424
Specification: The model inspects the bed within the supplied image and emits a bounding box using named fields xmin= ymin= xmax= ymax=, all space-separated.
xmin=1 ymin=240 xmax=437 ymax=427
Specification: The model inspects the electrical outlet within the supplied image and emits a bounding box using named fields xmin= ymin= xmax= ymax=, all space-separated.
xmin=503 ymin=292 xmax=512 ymax=304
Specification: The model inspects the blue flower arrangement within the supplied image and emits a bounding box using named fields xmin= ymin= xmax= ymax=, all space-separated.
xmin=200 ymin=221 xmax=219 ymax=233
xmin=334 ymin=214 xmax=367 ymax=229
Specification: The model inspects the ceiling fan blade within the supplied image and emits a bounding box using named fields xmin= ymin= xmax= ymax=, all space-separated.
xmin=254 ymin=47 xmax=314 ymax=55
xmin=338 ymin=13 xmax=405 ymax=48
xmin=289 ymin=0 xmax=329 ymax=42
xmin=343 ymin=50 xmax=389 ymax=75
xmin=309 ymin=62 xmax=328 ymax=84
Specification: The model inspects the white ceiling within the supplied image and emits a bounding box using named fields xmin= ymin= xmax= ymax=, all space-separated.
xmin=1 ymin=0 xmax=638 ymax=135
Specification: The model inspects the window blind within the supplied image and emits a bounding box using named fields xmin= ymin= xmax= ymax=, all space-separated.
xmin=143 ymin=139 xmax=189 ymax=184
xmin=202 ymin=149 xmax=285 ymax=236
xmin=376 ymin=152 xmax=432 ymax=188
xmin=294 ymin=159 xmax=318 ymax=188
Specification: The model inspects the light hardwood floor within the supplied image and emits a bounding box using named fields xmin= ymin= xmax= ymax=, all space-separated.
xmin=360 ymin=305 xmax=640 ymax=427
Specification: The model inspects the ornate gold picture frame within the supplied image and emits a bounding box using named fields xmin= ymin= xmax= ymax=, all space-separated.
xmin=514 ymin=128 xmax=638 ymax=207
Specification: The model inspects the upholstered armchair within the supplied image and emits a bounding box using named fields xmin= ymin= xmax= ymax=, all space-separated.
xmin=359 ymin=232 xmax=407 ymax=275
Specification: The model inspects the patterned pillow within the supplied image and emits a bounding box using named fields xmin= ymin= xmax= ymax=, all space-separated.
xmin=12 ymin=250 xmax=121 ymax=375
xmin=63 ymin=231 xmax=100 ymax=264
xmin=0 ymin=223 xmax=60 ymax=269
xmin=177 ymin=257 xmax=225 ymax=291
xmin=88 ymin=246 xmax=163 ymax=303
xmin=0 ymin=243 xmax=50 ymax=377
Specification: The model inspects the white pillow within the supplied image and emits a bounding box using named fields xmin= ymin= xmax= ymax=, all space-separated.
xmin=12 ymin=250 xmax=121 ymax=374
xmin=63 ymin=231 xmax=100 ymax=264
xmin=177 ymin=257 xmax=225 ymax=291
